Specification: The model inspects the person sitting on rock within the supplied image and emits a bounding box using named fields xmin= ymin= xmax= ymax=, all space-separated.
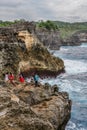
xmin=4 ymin=72 xmax=9 ymax=82
xmin=8 ymin=72 xmax=15 ymax=86
xmin=19 ymin=74 xmax=25 ymax=83
xmin=9 ymin=72 xmax=14 ymax=80
xmin=25 ymin=77 xmax=31 ymax=83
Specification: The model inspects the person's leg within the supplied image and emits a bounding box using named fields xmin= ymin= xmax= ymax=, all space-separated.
xmin=35 ymin=81 xmax=38 ymax=87
xmin=10 ymin=80 xmax=16 ymax=86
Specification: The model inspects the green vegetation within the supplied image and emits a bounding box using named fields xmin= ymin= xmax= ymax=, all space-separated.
xmin=54 ymin=21 xmax=87 ymax=39
xmin=37 ymin=20 xmax=87 ymax=39
xmin=36 ymin=20 xmax=58 ymax=30
xmin=0 ymin=19 xmax=25 ymax=27
xmin=0 ymin=21 xmax=14 ymax=27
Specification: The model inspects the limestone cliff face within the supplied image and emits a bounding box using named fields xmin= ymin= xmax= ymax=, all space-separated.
xmin=0 ymin=22 xmax=64 ymax=79
xmin=35 ymin=27 xmax=87 ymax=48
xmin=35 ymin=27 xmax=61 ymax=50
xmin=62 ymin=31 xmax=87 ymax=46
xmin=18 ymin=30 xmax=34 ymax=49
xmin=74 ymin=31 xmax=87 ymax=42
xmin=0 ymin=82 xmax=72 ymax=130
xmin=17 ymin=30 xmax=40 ymax=50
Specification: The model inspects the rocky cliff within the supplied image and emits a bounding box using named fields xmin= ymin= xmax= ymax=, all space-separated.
xmin=0 ymin=22 xmax=64 ymax=79
xmin=0 ymin=22 xmax=71 ymax=130
xmin=34 ymin=23 xmax=87 ymax=48
xmin=61 ymin=30 xmax=87 ymax=46
xmin=0 ymin=81 xmax=71 ymax=130
xmin=35 ymin=27 xmax=61 ymax=50
xmin=35 ymin=28 xmax=87 ymax=47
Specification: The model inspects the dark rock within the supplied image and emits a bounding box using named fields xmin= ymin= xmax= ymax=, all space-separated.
xmin=51 ymin=84 xmax=59 ymax=93
xmin=44 ymin=83 xmax=51 ymax=90
xmin=35 ymin=28 xmax=61 ymax=50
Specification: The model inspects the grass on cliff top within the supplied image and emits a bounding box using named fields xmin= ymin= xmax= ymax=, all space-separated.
xmin=0 ymin=21 xmax=15 ymax=27
xmin=56 ymin=21 xmax=87 ymax=39
xmin=0 ymin=20 xmax=24 ymax=27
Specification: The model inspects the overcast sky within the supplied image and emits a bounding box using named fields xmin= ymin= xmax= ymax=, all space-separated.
xmin=0 ymin=0 xmax=87 ymax=22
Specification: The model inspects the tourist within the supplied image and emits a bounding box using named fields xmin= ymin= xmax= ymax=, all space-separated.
xmin=25 ymin=77 xmax=31 ymax=83
xmin=19 ymin=74 xmax=25 ymax=83
xmin=33 ymin=73 xmax=39 ymax=87
xmin=4 ymin=72 xmax=9 ymax=82
xmin=8 ymin=72 xmax=15 ymax=86
xmin=9 ymin=72 xmax=14 ymax=81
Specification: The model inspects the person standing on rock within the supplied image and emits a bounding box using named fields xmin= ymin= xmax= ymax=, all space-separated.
xmin=19 ymin=74 xmax=25 ymax=83
xmin=33 ymin=73 xmax=39 ymax=87
xmin=4 ymin=72 xmax=9 ymax=82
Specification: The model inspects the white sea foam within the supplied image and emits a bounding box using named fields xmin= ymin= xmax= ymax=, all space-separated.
xmin=64 ymin=59 xmax=87 ymax=75
xmin=65 ymin=121 xmax=86 ymax=130
xmin=65 ymin=121 xmax=76 ymax=129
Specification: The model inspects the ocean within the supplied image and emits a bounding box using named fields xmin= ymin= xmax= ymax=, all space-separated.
xmin=42 ymin=43 xmax=87 ymax=130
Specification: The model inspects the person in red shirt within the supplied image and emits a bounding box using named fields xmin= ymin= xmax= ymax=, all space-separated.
xmin=19 ymin=74 xmax=25 ymax=83
xmin=9 ymin=72 xmax=15 ymax=86
xmin=9 ymin=73 xmax=14 ymax=80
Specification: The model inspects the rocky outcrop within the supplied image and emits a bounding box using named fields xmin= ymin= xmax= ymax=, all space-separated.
xmin=0 ymin=22 xmax=64 ymax=79
xmin=0 ymin=42 xmax=64 ymax=79
xmin=0 ymin=81 xmax=71 ymax=130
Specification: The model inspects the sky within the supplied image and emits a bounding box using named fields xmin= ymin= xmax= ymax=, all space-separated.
xmin=0 ymin=0 xmax=87 ymax=22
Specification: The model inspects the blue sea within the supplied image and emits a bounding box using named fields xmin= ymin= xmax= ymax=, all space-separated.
xmin=42 ymin=43 xmax=87 ymax=130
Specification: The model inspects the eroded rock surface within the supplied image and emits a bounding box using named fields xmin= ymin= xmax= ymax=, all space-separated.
xmin=62 ymin=30 xmax=87 ymax=46
xmin=0 ymin=22 xmax=64 ymax=79
xmin=35 ymin=27 xmax=61 ymax=50
xmin=0 ymin=82 xmax=71 ymax=130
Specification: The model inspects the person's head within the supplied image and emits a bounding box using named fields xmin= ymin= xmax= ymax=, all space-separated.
xmin=10 ymin=72 xmax=12 ymax=75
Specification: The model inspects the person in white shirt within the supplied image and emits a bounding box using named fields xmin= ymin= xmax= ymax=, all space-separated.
xmin=4 ymin=72 xmax=9 ymax=82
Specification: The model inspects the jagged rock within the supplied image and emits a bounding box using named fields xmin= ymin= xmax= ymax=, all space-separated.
xmin=0 ymin=82 xmax=71 ymax=130
xmin=44 ymin=83 xmax=51 ymax=90
xmin=51 ymin=84 xmax=59 ymax=94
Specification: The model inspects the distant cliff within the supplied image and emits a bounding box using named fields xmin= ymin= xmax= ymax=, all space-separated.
xmin=62 ymin=30 xmax=87 ymax=46
xmin=35 ymin=27 xmax=61 ymax=50
xmin=35 ymin=21 xmax=87 ymax=48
